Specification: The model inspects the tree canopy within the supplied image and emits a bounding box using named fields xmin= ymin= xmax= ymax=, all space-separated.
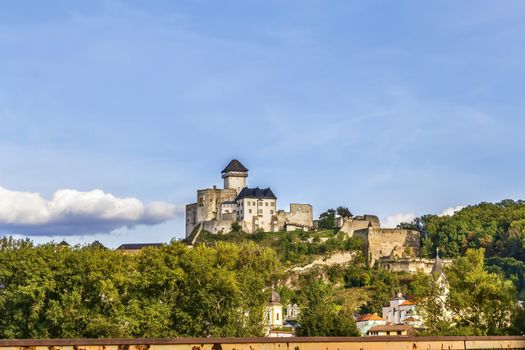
xmin=0 ymin=238 xmax=281 ymax=338
xmin=296 ymin=280 xmax=358 ymax=336
xmin=412 ymin=249 xmax=523 ymax=336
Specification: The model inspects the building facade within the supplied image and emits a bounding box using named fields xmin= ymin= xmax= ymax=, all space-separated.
xmin=366 ymin=324 xmax=415 ymax=336
xmin=186 ymin=159 xmax=314 ymax=237
xmin=356 ymin=314 xmax=387 ymax=335
xmin=381 ymin=293 xmax=422 ymax=327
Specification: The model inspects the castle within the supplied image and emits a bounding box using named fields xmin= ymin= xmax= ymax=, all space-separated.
xmin=185 ymin=159 xmax=314 ymax=237
xmin=185 ymin=159 xmax=427 ymax=270
xmin=335 ymin=215 xmax=421 ymax=265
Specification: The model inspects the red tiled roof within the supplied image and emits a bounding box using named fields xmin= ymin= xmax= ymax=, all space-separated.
xmin=367 ymin=324 xmax=414 ymax=332
xmin=358 ymin=314 xmax=384 ymax=321
xmin=403 ymin=316 xmax=418 ymax=322
xmin=400 ymin=300 xmax=415 ymax=306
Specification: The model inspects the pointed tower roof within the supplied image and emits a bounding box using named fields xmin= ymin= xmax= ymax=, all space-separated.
xmin=431 ymin=248 xmax=443 ymax=276
xmin=269 ymin=288 xmax=281 ymax=304
xmin=222 ymin=159 xmax=248 ymax=173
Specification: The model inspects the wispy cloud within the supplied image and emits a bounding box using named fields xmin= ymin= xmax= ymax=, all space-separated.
xmin=0 ymin=186 xmax=182 ymax=236
xmin=438 ymin=205 xmax=464 ymax=217
xmin=383 ymin=204 xmax=465 ymax=228
xmin=383 ymin=212 xmax=417 ymax=228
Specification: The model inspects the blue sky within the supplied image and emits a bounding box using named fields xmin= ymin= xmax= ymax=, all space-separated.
xmin=1 ymin=1 xmax=524 ymax=247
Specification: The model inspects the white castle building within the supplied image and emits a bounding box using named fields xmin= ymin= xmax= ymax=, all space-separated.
xmin=185 ymin=159 xmax=313 ymax=237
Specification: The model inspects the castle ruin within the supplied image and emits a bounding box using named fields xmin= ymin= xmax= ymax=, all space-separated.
xmin=337 ymin=215 xmax=420 ymax=265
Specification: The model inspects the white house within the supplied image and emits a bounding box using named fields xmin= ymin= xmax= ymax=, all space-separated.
xmin=356 ymin=314 xmax=386 ymax=335
xmin=382 ymin=293 xmax=422 ymax=327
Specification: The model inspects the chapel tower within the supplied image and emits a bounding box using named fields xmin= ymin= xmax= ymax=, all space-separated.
xmin=221 ymin=159 xmax=248 ymax=194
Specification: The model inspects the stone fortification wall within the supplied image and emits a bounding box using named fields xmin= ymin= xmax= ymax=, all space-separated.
xmin=203 ymin=219 xmax=236 ymax=234
xmin=367 ymin=228 xmax=420 ymax=265
xmin=185 ymin=203 xmax=198 ymax=237
xmin=339 ymin=215 xmax=380 ymax=236
xmin=275 ymin=204 xmax=314 ymax=231
xmin=379 ymin=258 xmax=453 ymax=274
xmin=196 ymin=188 xmax=237 ymax=222
xmin=285 ymin=204 xmax=313 ymax=228
xmin=337 ymin=215 xmax=421 ymax=266
xmin=221 ymin=212 xmax=236 ymax=222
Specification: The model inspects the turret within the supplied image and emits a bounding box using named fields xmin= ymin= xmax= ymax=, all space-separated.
xmin=431 ymin=247 xmax=443 ymax=276
xmin=222 ymin=159 xmax=248 ymax=194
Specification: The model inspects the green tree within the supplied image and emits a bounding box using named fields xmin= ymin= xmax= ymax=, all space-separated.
xmin=296 ymin=280 xmax=358 ymax=336
xmin=336 ymin=206 xmax=352 ymax=218
xmin=446 ymin=248 xmax=516 ymax=335
xmin=413 ymin=249 xmax=518 ymax=335
xmin=231 ymin=221 xmax=242 ymax=232
xmin=0 ymin=238 xmax=281 ymax=338
xmin=318 ymin=209 xmax=336 ymax=229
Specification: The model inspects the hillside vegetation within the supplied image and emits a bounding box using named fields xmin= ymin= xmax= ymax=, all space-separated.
xmin=194 ymin=229 xmax=364 ymax=266
xmin=0 ymin=199 xmax=525 ymax=337
xmin=414 ymin=199 xmax=525 ymax=298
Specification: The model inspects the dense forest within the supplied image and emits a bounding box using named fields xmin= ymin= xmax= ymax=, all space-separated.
xmin=1 ymin=199 xmax=525 ymax=338
xmin=413 ymin=199 xmax=525 ymax=298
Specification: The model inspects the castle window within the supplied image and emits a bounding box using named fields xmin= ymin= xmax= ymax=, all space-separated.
xmin=265 ymin=202 xmax=268 ymax=206
xmin=270 ymin=210 xmax=274 ymax=214
xmin=258 ymin=209 xmax=263 ymax=214
xmin=249 ymin=209 xmax=252 ymax=214
xmin=276 ymin=313 xmax=279 ymax=320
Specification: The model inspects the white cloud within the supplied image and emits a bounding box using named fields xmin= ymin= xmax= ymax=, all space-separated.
xmin=383 ymin=205 xmax=465 ymax=229
xmin=438 ymin=205 xmax=465 ymax=217
xmin=383 ymin=212 xmax=417 ymax=228
xmin=0 ymin=186 xmax=182 ymax=236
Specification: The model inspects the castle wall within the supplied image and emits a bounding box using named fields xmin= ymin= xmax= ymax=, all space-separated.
xmin=196 ymin=188 xmax=237 ymax=222
xmin=366 ymin=228 xmax=420 ymax=265
xmin=284 ymin=204 xmax=313 ymax=228
xmin=185 ymin=203 xmax=198 ymax=237
xmin=379 ymin=258 xmax=452 ymax=274
xmin=339 ymin=215 xmax=380 ymax=236
xmin=202 ymin=219 xmax=236 ymax=234
xmin=274 ymin=204 xmax=313 ymax=232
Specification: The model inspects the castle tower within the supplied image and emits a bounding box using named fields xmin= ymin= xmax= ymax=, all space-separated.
xmin=221 ymin=159 xmax=248 ymax=194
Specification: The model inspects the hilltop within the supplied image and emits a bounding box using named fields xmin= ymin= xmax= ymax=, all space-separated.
xmin=1 ymin=199 xmax=525 ymax=338
xmin=191 ymin=199 xmax=525 ymax=300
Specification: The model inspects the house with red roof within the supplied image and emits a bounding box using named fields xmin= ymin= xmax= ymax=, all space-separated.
xmin=381 ymin=292 xmax=423 ymax=328
xmin=356 ymin=313 xmax=386 ymax=335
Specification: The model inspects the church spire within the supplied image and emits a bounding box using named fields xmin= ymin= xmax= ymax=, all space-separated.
xmin=431 ymin=247 xmax=443 ymax=276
